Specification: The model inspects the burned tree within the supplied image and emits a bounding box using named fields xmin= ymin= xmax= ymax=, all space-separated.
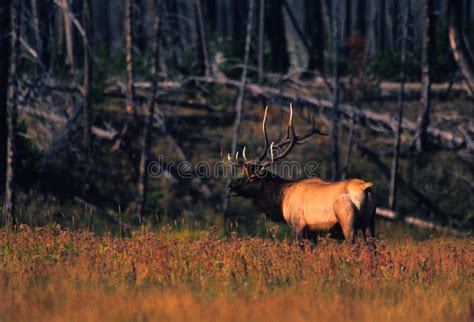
xmin=224 ymin=0 xmax=255 ymax=213
xmin=304 ymin=0 xmax=325 ymax=76
xmin=195 ymin=0 xmax=211 ymax=76
xmin=83 ymin=0 xmax=93 ymax=155
xmin=0 ymin=1 xmax=11 ymax=201
xmin=125 ymin=0 xmax=136 ymax=115
xmin=331 ymin=0 xmax=341 ymax=181
xmin=415 ymin=0 xmax=435 ymax=152
xmin=137 ymin=3 xmax=161 ymax=223
xmin=266 ymin=0 xmax=289 ymax=73
xmin=388 ymin=0 xmax=409 ymax=210
xmin=4 ymin=0 xmax=21 ymax=227
xmin=258 ymin=0 xmax=265 ymax=83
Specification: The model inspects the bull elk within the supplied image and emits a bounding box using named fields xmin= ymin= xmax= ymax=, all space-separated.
xmin=227 ymin=106 xmax=376 ymax=243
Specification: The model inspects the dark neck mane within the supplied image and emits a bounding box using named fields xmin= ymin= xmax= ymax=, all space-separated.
xmin=251 ymin=175 xmax=290 ymax=223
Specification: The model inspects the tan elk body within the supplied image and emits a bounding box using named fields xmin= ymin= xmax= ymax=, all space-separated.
xmin=280 ymin=177 xmax=375 ymax=241
xmin=227 ymin=106 xmax=376 ymax=243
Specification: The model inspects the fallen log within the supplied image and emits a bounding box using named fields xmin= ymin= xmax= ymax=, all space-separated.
xmin=186 ymin=77 xmax=469 ymax=154
xmin=375 ymin=207 xmax=463 ymax=235
xmin=20 ymin=105 xmax=118 ymax=140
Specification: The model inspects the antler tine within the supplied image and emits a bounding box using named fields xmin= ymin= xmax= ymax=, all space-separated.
xmin=270 ymin=142 xmax=275 ymax=161
xmin=273 ymin=104 xmax=296 ymax=149
xmin=242 ymin=146 xmax=248 ymax=161
xmin=297 ymin=113 xmax=329 ymax=140
xmin=257 ymin=106 xmax=269 ymax=161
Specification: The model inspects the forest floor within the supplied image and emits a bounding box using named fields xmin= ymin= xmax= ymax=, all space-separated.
xmin=1 ymin=226 xmax=472 ymax=322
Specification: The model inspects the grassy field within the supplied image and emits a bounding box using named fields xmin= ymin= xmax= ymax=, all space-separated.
xmin=0 ymin=226 xmax=472 ymax=322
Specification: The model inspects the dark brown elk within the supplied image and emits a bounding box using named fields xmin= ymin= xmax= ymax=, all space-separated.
xmin=227 ymin=106 xmax=376 ymax=243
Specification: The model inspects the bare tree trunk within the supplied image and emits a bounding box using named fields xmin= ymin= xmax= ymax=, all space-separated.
xmin=224 ymin=0 xmax=255 ymax=213
xmin=217 ymin=0 xmax=232 ymax=38
xmin=304 ymin=0 xmax=325 ymax=76
xmin=341 ymin=94 xmax=361 ymax=179
xmin=195 ymin=0 xmax=211 ymax=77
xmin=415 ymin=0 xmax=435 ymax=152
xmin=355 ymin=0 xmax=366 ymax=36
xmin=39 ymin=0 xmax=51 ymax=69
xmin=343 ymin=0 xmax=351 ymax=40
xmin=5 ymin=0 xmax=21 ymax=227
xmin=448 ymin=0 xmax=474 ymax=96
xmin=282 ymin=0 xmax=311 ymax=54
xmin=61 ymin=0 xmax=74 ymax=70
xmin=0 ymin=1 xmax=11 ymax=200
xmin=331 ymin=0 xmax=340 ymax=181
xmin=378 ymin=0 xmax=386 ymax=53
xmin=385 ymin=0 xmax=394 ymax=51
xmin=111 ymin=0 xmax=136 ymax=151
xmin=388 ymin=0 xmax=409 ymax=210
xmin=267 ymin=0 xmax=289 ymax=73
xmin=320 ymin=0 xmax=331 ymax=76
xmin=125 ymin=0 xmax=136 ymax=115
xmin=366 ymin=0 xmax=377 ymax=58
xmin=135 ymin=0 xmax=147 ymax=54
xmin=31 ymin=0 xmax=42 ymax=74
xmin=137 ymin=4 xmax=160 ymax=223
xmin=82 ymin=0 xmax=92 ymax=155
xmin=258 ymin=0 xmax=265 ymax=83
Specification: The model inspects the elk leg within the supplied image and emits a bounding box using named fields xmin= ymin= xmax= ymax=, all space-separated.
xmin=365 ymin=215 xmax=376 ymax=250
xmin=365 ymin=215 xmax=375 ymax=238
xmin=333 ymin=196 xmax=357 ymax=244
xmin=296 ymin=226 xmax=317 ymax=249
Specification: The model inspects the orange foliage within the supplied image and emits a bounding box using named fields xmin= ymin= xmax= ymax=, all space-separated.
xmin=0 ymin=226 xmax=472 ymax=321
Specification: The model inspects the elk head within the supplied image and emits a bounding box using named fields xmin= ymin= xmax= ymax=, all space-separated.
xmin=227 ymin=105 xmax=328 ymax=198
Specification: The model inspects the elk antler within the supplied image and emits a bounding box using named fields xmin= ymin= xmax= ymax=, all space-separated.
xmin=226 ymin=104 xmax=328 ymax=170
xmin=257 ymin=104 xmax=328 ymax=167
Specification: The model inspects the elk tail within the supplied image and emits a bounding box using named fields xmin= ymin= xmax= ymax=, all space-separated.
xmin=361 ymin=182 xmax=373 ymax=190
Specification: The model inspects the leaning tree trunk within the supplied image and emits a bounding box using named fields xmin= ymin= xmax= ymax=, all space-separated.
xmin=447 ymin=0 xmax=474 ymax=96
xmin=31 ymin=0 xmax=42 ymax=75
xmin=388 ymin=0 xmax=409 ymax=211
xmin=415 ymin=0 xmax=435 ymax=152
xmin=61 ymin=0 xmax=74 ymax=70
xmin=224 ymin=0 xmax=255 ymax=214
xmin=0 ymin=1 xmax=11 ymax=200
xmin=82 ymin=0 xmax=93 ymax=155
xmin=331 ymin=0 xmax=340 ymax=181
xmin=137 ymin=5 xmax=161 ymax=223
xmin=5 ymin=0 xmax=21 ymax=227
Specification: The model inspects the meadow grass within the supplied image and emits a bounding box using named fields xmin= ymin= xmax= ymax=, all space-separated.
xmin=0 ymin=225 xmax=472 ymax=322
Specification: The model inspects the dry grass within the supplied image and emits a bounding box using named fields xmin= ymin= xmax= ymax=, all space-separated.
xmin=1 ymin=226 xmax=473 ymax=322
